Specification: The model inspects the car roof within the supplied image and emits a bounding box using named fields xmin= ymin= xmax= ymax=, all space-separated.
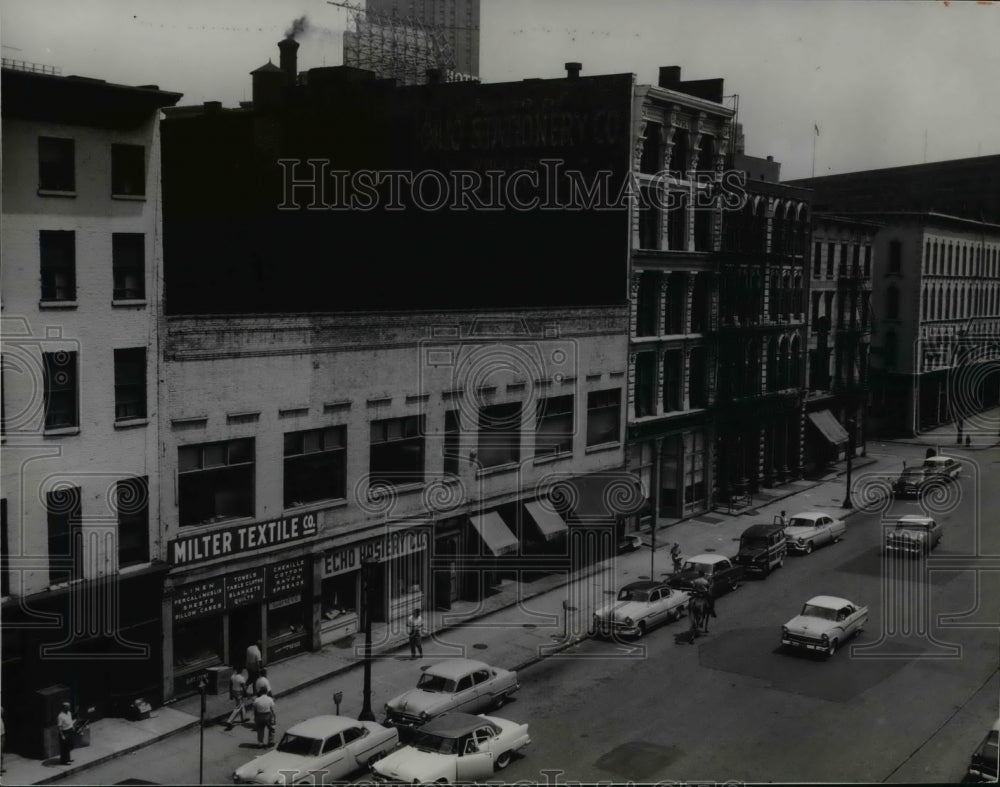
xmin=621 ymin=580 xmax=668 ymax=592
xmin=788 ymin=512 xmax=829 ymax=520
xmin=896 ymin=514 xmax=934 ymax=524
xmin=742 ymin=523 xmax=785 ymax=535
xmin=286 ymin=715 xmax=360 ymax=738
xmin=423 ymin=658 xmax=491 ymax=680
xmin=805 ymin=595 xmax=854 ymax=609
xmin=419 ymin=712 xmax=493 ymax=738
xmin=923 ymin=456 xmax=952 ymax=463
xmin=685 ymin=553 xmax=729 ymax=564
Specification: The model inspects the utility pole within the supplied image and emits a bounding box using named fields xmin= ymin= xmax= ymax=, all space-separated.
xmin=841 ymin=418 xmax=857 ymax=508
xmin=197 ymin=674 xmax=208 ymax=785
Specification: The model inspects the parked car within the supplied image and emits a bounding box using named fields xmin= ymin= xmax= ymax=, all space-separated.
xmin=885 ymin=514 xmax=943 ymax=556
xmin=923 ymin=455 xmax=962 ymax=482
xmin=372 ymin=712 xmax=530 ymax=783
xmin=781 ymin=595 xmax=868 ymax=657
xmin=232 ymin=715 xmax=398 ymax=784
xmin=668 ymin=554 xmax=744 ymax=598
xmin=384 ymin=658 xmax=519 ymax=728
xmin=591 ymin=580 xmax=690 ymax=638
xmin=964 ymin=716 xmax=999 ymax=783
xmin=784 ymin=511 xmax=847 ymax=555
xmin=892 ymin=466 xmax=933 ymax=497
xmin=733 ymin=523 xmax=787 ymax=575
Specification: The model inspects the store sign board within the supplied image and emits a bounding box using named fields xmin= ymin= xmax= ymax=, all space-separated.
xmin=268 ymin=558 xmax=307 ymax=597
xmin=226 ymin=567 xmax=266 ymax=609
xmin=322 ymin=528 xmax=430 ymax=578
xmin=173 ymin=577 xmax=225 ymax=623
xmin=168 ymin=513 xmax=319 ymax=566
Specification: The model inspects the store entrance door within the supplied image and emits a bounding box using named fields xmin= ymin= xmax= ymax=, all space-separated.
xmin=228 ymin=605 xmax=261 ymax=670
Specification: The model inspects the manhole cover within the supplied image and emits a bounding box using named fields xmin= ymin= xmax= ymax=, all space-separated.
xmin=472 ymin=643 xmax=488 ymax=649
xmin=522 ymin=623 xmax=537 ymax=629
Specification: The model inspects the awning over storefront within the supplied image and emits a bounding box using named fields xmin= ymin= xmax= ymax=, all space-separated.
xmin=808 ymin=409 xmax=850 ymax=446
xmin=523 ymin=501 xmax=569 ymax=541
xmin=469 ymin=511 xmax=519 ymax=556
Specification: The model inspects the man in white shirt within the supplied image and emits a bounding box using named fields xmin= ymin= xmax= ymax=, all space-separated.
xmin=252 ymin=688 xmax=277 ymax=747
xmin=56 ymin=702 xmax=74 ymax=765
xmin=254 ymin=667 xmax=272 ymax=696
xmin=245 ymin=640 xmax=263 ymax=687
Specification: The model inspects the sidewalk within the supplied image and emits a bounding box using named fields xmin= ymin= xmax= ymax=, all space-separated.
xmin=6 ymin=451 xmax=901 ymax=786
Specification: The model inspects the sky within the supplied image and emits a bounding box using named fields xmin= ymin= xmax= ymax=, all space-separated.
xmin=2 ymin=0 xmax=998 ymax=180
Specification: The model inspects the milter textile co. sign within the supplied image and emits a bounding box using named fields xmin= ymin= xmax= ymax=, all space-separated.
xmin=168 ymin=513 xmax=318 ymax=566
xmin=173 ymin=558 xmax=307 ymax=624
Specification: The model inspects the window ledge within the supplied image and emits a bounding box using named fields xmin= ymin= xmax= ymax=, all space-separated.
xmin=181 ymin=514 xmax=255 ymax=530
xmin=114 ymin=417 xmax=149 ymax=430
xmin=39 ymin=300 xmax=78 ymax=310
xmin=119 ymin=562 xmax=153 ymax=576
xmin=533 ymin=451 xmax=571 ymax=466
xmin=112 ymin=299 xmax=147 ymax=308
xmin=585 ymin=442 xmax=621 ymax=455
xmin=111 ymin=193 xmax=147 ymax=201
xmin=284 ymin=498 xmax=347 ymax=515
xmin=476 ymin=462 xmax=519 ymax=478
xmin=37 ymin=189 xmax=77 ymax=198
xmin=368 ymin=481 xmax=424 ymax=497
xmin=44 ymin=426 xmax=80 ymax=437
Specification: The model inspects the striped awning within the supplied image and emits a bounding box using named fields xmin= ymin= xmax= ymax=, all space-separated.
xmin=524 ymin=501 xmax=569 ymax=541
xmin=469 ymin=511 xmax=519 ymax=556
xmin=808 ymin=409 xmax=849 ymax=446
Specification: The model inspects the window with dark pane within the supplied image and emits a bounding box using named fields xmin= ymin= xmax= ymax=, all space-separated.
xmin=586 ymin=388 xmax=621 ymax=446
xmin=114 ymin=347 xmax=146 ymax=421
xmin=534 ymin=394 xmax=573 ymax=457
xmin=477 ymin=401 xmax=521 ymax=468
xmin=111 ymin=143 xmax=146 ymax=196
xmin=38 ymin=136 xmax=75 ymax=192
xmin=178 ymin=438 xmax=255 ymax=526
xmin=40 ymin=230 xmax=75 ymax=301
xmin=284 ymin=426 xmax=346 ymax=507
xmin=369 ymin=415 xmax=424 ymax=486
xmin=443 ymin=409 xmax=460 ymax=475
xmin=113 ymin=233 xmax=145 ymax=300
xmin=43 ymin=351 xmax=78 ymax=429
xmin=46 ymin=485 xmax=82 ymax=583
xmin=116 ymin=476 xmax=149 ymax=567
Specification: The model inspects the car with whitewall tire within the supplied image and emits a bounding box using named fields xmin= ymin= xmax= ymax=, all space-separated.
xmin=781 ymin=595 xmax=868 ymax=658
xmin=784 ymin=512 xmax=847 ymax=555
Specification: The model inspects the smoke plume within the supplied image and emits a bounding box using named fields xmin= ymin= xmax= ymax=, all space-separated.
xmin=285 ymin=15 xmax=309 ymax=40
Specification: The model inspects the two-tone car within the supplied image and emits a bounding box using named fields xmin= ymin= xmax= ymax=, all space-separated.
xmin=885 ymin=514 xmax=943 ymax=556
xmin=781 ymin=595 xmax=868 ymax=657
xmin=892 ymin=466 xmax=932 ymax=498
xmin=591 ymin=580 xmax=690 ymax=638
xmin=232 ymin=715 xmax=398 ymax=784
xmin=372 ymin=712 xmax=530 ymax=783
xmin=923 ymin=455 xmax=962 ymax=482
xmin=784 ymin=511 xmax=847 ymax=555
xmin=668 ymin=554 xmax=744 ymax=598
xmin=384 ymin=658 xmax=519 ymax=728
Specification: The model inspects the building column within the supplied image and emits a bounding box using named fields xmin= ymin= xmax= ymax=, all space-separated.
xmin=682 ymin=347 xmax=692 ymax=411
xmin=655 ymin=349 xmax=666 ymax=416
xmin=629 ymin=272 xmax=642 ymax=339
xmin=681 ymin=272 xmax=693 ymax=335
xmin=627 ymin=352 xmax=638 ymax=421
xmin=658 ymin=274 xmax=669 ymax=337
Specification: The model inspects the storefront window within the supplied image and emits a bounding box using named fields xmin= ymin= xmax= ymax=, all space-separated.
xmin=388 ymin=550 xmax=424 ymax=599
xmin=322 ymin=574 xmax=358 ymax=621
xmin=268 ymin=597 xmax=308 ymax=640
xmin=173 ymin=617 xmax=223 ymax=671
xmin=683 ymin=431 xmax=707 ymax=510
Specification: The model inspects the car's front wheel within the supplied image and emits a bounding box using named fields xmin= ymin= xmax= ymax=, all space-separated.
xmin=825 ymin=638 xmax=839 ymax=657
xmin=495 ymin=750 xmax=513 ymax=771
xmin=730 ymin=578 xmax=741 ymax=591
xmin=635 ymin=621 xmax=647 ymax=638
xmin=804 ymin=542 xmax=814 ymax=555
xmin=493 ymin=692 xmax=507 ymax=710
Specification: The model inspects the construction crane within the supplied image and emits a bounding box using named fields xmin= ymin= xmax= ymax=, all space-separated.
xmin=327 ymin=0 xmax=472 ymax=86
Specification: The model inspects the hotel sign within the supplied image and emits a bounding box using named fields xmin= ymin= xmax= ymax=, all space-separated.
xmin=169 ymin=513 xmax=319 ymax=566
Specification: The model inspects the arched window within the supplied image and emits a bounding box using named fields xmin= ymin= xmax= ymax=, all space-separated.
xmin=778 ymin=336 xmax=790 ymax=389
xmin=922 ymin=287 xmax=929 ymax=320
xmin=766 ymin=336 xmax=778 ymax=392
xmin=793 ymin=273 xmax=803 ymax=316
xmin=781 ymin=271 xmax=792 ymax=316
xmin=886 ymin=285 xmax=900 ymax=320
xmin=790 ymin=335 xmax=802 ymax=388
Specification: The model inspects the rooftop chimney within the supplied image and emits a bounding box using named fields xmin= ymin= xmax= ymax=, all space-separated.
xmin=278 ymin=38 xmax=299 ymax=87
xmin=659 ymin=66 xmax=681 ymax=89
xmin=565 ymin=62 xmax=582 ymax=79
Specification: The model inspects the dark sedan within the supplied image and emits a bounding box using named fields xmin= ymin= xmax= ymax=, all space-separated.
xmin=667 ymin=554 xmax=744 ymax=598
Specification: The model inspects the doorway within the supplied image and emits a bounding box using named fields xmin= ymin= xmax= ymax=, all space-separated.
xmin=228 ymin=605 xmax=261 ymax=670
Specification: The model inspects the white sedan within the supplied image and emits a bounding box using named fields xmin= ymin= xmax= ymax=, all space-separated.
xmin=784 ymin=511 xmax=847 ymax=555
xmin=232 ymin=715 xmax=398 ymax=784
xmin=781 ymin=595 xmax=868 ymax=657
xmin=592 ymin=580 xmax=690 ymax=638
xmin=372 ymin=712 xmax=530 ymax=783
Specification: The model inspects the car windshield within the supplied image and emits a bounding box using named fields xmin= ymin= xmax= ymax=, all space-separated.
xmin=896 ymin=521 xmax=929 ymax=531
xmin=682 ymin=561 xmax=713 ymax=574
xmin=901 ymin=468 xmax=925 ymax=478
xmin=618 ymin=588 xmax=650 ymax=602
xmin=410 ymin=731 xmax=459 ymax=755
xmin=801 ymin=604 xmax=838 ymax=621
xmin=417 ymin=673 xmax=457 ymax=693
xmin=277 ymin=733 xmax=323 ymax=757
xmin=787 ymin=518 xmax=817 ymax=528
xmin=740 ymin=536 xmax=770 ymax=549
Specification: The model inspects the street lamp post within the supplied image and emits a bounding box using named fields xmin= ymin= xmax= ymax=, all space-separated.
xmin=358 ymin=556 xmax=376 ymax=721
xmin=197 ymin=674 xmax=208 ymax=785
xmin=841 ymin=417 xmax=857 ymax=509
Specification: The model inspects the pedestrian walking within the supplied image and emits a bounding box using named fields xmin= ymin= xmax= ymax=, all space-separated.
xmin=670 ymin=543 xmax=682 ymax=573
xmin=252 ymin=687 xmax=277 ymax=748
xmin=223 ymin=667 xmax=250 ymax=731
xmin=254 ymin=667 xmax=272 ymax=697
xmin=245 ymin=639 xmax=263 ymax=687
xmin=56 ymin=702 xmax=74 ymax=765
xmin=406 ymin=608 xmax=424 ymax=659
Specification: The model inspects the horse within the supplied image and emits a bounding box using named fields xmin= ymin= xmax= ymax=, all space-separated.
xmin=688 ymin=594 xmax=713 ymax=635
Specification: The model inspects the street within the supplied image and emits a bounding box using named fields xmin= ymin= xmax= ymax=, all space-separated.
xmin=59 ymin=443 xmax=999 ymax=785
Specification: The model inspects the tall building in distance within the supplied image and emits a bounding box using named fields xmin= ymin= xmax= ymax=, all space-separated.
xmin=341 ymin=0 xmax=479 ymax=84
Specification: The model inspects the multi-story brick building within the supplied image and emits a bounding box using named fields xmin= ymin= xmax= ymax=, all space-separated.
xmin=1 ymin=66 xmax=180 ymax=747
xmin=625 ymin=67 xmax=733 ymax=521
xmin=803 ymin=214 xmax=879 ymax=472
xmin=157 ymin=50 xmax=640 ymax=699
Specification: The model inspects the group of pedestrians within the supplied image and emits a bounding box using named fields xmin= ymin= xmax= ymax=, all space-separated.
xmin=223 ymin=640 xmax=277 ymax=747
